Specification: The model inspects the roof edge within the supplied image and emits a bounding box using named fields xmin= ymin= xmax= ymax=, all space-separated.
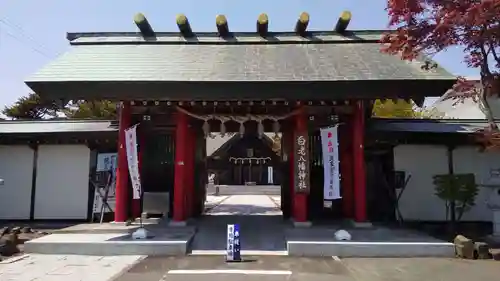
xmin=67 ymin=29 xmax=391 ymax=40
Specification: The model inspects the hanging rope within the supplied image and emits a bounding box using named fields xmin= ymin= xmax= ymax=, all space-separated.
xmin=175 ymin=106 xmax=302 ymax=138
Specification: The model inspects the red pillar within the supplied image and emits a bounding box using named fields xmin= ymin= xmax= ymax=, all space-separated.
xmin=132 ymin=127 xmax=144 ymax=219
xmin=293 ymin=108 xmax=308 ymax=222
xmin=114 ymin=102 xmax=131 ymax=222
xmin=353 ymin=100 xmax=367 ymax=222
xmin=173 ymin=110 xmax=188 ymax=222
xmin=185 ymin=126 xmax=195 ymax=219
xmin=287 ymin=131 xmax=294 ymax=214
xmin=340 ymin=116 xmax=354 ymax=218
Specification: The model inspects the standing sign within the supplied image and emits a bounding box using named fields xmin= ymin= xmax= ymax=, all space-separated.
xmin=226 ymin=224 xmax=241 ymax=262
xmin=93 ymin=153 xmax=117 ymax=214
xmin=294 ymin=132 xmax=310 ymax=193
xmin=125 ymin=124 xmax=142 ymax=199
xmin=320 ymin=126 xmax=342 ymax=200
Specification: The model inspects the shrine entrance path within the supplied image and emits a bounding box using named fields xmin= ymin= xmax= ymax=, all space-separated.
xmin=189 ymin=195 xmax=288 ymax=254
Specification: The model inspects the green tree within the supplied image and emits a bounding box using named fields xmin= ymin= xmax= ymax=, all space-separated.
xmin=372 ymin=99 xmax=417 ymax=118
xmin=63 ymin=100 xmax=117 ymax=119
xmin=3 ymin=94 xmax=117 ymax=120
xmin=2 ymin=93 xmax=56 ymax=120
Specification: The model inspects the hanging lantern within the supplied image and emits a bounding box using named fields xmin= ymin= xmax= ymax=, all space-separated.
xmin=257 ymin=120 xmax=264 ymax=139
xmin=220 ymin=119 xmax=226 ymax=137
xmin=202 ymin=120 xmax=210 ymax=138
xmin=272 ymin=120 xmax=280 ymax=137
xmin=239 ymin=122 xmax=245 ymax=137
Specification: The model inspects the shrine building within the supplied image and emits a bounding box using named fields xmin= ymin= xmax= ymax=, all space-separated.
xmin=24 ymin=12 xmax=456 ymax=225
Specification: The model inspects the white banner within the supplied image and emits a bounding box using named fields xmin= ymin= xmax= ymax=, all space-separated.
xmin=125 ymin=124 xmax=142 ymax=199
xmin=320 ymin=126 xmax=341 ymax=200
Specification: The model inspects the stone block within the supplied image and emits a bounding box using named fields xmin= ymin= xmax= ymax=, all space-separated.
xmin=474 ymin=242 xmax=491 ymax=259
xmin=454 ymin=235 xmax=474 ymax=259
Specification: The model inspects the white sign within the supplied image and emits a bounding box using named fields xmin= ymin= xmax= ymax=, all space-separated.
xmin=267 ymin=166 xmax=274 ymax=184
xmin=93 ymin=153 xmax=117 ymax=213
xmin=320 ymin=126 xmax=341 ymax=200
xmin=125 ymin=124 xmax=142 ymax=199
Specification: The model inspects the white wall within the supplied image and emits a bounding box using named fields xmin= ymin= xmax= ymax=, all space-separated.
xmin=0 ymin=145 xmax=34 ymax=220
xmin=394 ymin=144 xmax=499 ymax=222
xmin=394 ymin=145 xmax=449 ymax=221
xmin=34 ymin=145 xmax=91 ymax=220
xmin=453 ymin=146 xmax=500 ymax=221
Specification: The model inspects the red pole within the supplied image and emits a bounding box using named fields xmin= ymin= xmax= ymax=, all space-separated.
xmin=293 ymin=107 xmax=308 ymax=222
xmin=340 ymin=116 xmax=354 ymax=218
xmin=288 ymin=131 xmax=294 ymax=215
xmin=114 ymin=102 xmax=131 ymax=222
xmin=132 ymin=127 xmax=144 ymax=219
xmin=353 ymin=100 xmax=367 ymax=222
xmin=185 ymin=126 xmax=195 ymax=219
xmin=173 ymin=110 xmax=188 ymax=222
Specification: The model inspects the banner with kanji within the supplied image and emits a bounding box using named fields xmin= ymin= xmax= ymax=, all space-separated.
xmin=320 ymin=126 xmax=341 ymax=200
xmin=125 ymin=124 xmax=142 ymax=199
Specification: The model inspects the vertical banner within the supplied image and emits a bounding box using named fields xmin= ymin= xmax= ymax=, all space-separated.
xmin=226 ymin=224 xmax=241 ymax=262
xmin=125 ymin=124 xmax=142 ymax=200
xmin=294 ymin=132 xmax=310 ymax=193
xmin=320 ymin=126 xmax=341 ymax=200
xmin=267 ymin=166 xmax=274 ymax=184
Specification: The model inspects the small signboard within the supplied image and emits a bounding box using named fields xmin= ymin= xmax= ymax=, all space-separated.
xmin=294 ymin=132 xmax=310 ymax=193
xmin=226 ymin=224 xmax=241 ymax=262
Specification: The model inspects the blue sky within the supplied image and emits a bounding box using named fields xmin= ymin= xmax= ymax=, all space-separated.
xmin=0 ymin=0 xmax=479 ymax=108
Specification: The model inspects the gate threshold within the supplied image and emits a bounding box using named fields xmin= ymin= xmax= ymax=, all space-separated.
xmin=189 ymin=250 xmax=288 ymax=256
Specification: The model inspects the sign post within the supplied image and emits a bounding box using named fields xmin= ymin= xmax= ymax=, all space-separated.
xmin=226 ymin=224 xmax=241 ymax=262
xmin=294 ymin=133 xmax=310 ymax=193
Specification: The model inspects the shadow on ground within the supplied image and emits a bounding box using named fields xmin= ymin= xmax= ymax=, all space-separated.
xmin=189 ymin=215 xmax=288 ymax=252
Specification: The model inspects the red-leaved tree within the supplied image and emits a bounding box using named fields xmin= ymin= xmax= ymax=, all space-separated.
xmin=381 ymin=0 xmax=500 ymax=149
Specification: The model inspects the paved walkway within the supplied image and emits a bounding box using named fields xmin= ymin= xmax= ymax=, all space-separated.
xmin=190 ymin=195 xmax=287 ymax=253
xmin=0 ymin=254 xmax=144 ymax=281
xmin=113 ymin=255 xmax=500 ymax=281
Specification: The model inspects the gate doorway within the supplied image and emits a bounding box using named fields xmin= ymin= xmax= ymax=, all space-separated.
xmin=189 ymin=131 xmax=289 ymax=254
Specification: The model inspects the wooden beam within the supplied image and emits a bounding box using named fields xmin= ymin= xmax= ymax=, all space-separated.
xmin=176 ymin=14 xmax=193 ymax=37
xmin=256 ymin=13 xmax=269 ymax=36
xmin=134 ymin=13 xmax=155 ymax=37
xmin=216 ymin=14 xmax=230 ymax=37
xmin=334 ymin=11 xmax=351 ymax=33
xmin=295 ymin=12 xmax=309 ymax=36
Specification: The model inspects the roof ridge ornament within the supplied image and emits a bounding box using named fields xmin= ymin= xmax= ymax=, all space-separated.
xmin=216 ymin=14 xmax=230 ymax=37
xmin=176 ymin=14 xmax=193 ymax=37
xmin=256 ymin=13 xmax=269 ymax=37
xmin=335 ymin=11 xmax=352 ymax=34
xmin=295 ymin=12 xmax=310 ymax=36
xmin=134 ymin=13 xmax=155 ymax=38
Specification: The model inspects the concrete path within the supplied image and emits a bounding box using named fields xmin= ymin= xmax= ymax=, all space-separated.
xmin=190 ymin=195 xmax=287 ymax=253
xmin=113 ymin=255 xmax=500 ymax=281
xmin=0 ymin=254 xmax=144 ymax=281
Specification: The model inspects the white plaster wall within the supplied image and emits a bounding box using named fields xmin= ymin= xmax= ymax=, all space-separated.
xmin=394 ymin=145 xmax=449 ymax=221
xmin=453 ymin=146 xmax=500 ymax=222
xmin=0 ymin=145 xmax=34 ymax=220
xmin=34 ymin=145 xmax=91 ymax=219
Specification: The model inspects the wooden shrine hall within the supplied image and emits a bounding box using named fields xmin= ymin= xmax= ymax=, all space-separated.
xmin=25 ymin=11 xmax=456 ymax=225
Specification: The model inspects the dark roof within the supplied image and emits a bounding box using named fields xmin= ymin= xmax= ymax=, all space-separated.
xmin=369 ymin=118 xmax=495 ymax=134
xmin=0 ymin=120 xmax=117 ymax=134
xmin=208 ymin=133 xmax=277 ymax=158
xmin=26 ymin=31 xmax=455 ymax=101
